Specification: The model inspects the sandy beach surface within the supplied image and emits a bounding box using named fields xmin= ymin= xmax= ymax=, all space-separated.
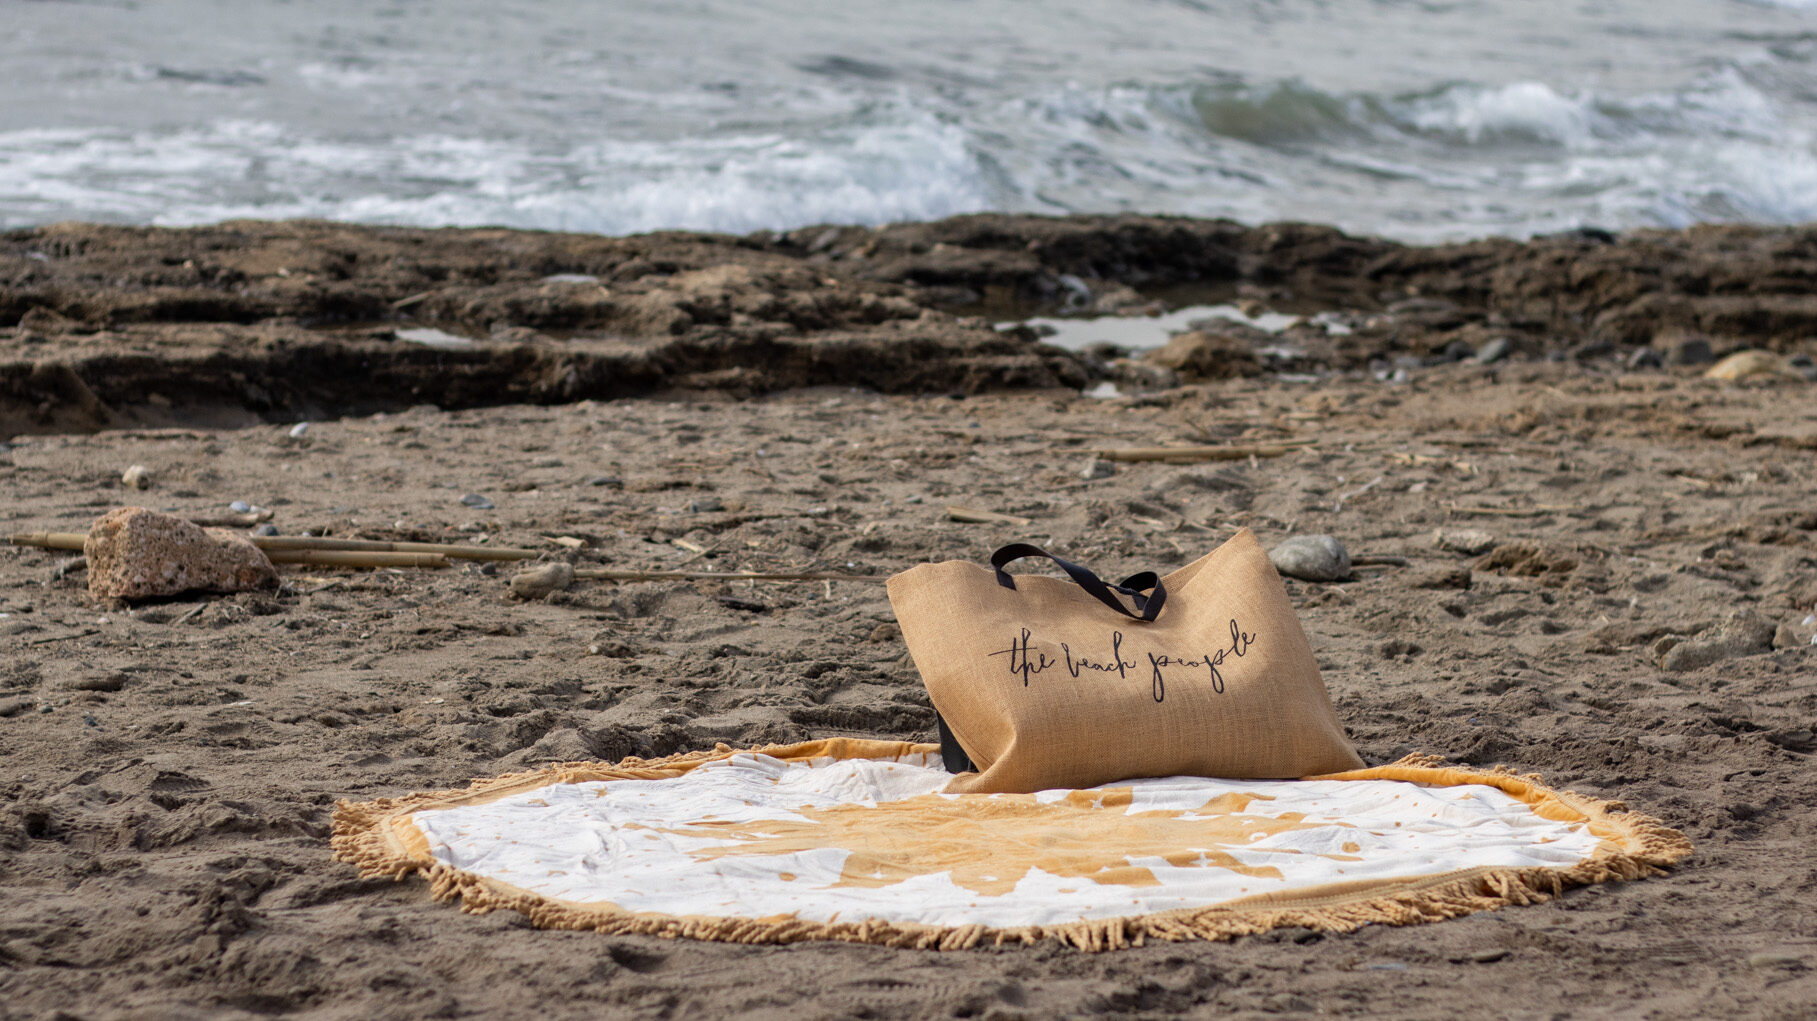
xmin=3 ymin=216 xmax=1816 ymax=1019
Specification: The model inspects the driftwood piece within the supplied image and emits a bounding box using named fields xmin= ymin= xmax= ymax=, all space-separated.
xmin=264 ymin=550 xmax=449 ymax=569
xmin=185 ymin=510 xmax=276 ymax=527
xmin=573 ymin=568 xmax=881 ymax=583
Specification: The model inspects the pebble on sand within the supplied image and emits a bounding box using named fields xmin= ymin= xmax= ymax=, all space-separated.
xmin=84 ymin=507 xmax=278 ymax=602
xmin=1433 ymin=528 xmax=1497 ymax=556
xmin=510 ymin=562 xmax=575 ymax=600
xmin=1473 ymin=337 xmax=1513 ymax=365
xmin=1269 ymin=534 xmax=1351 ymax=582
xmin=1080 ymin=458 xmax=1116 ymax=480
xmin=121 ymin=464 xmax=152 ymax=490
xmin=460 ymin=493 xmax=495 ymax=510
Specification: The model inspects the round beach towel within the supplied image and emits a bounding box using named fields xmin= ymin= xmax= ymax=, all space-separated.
xmin=333 ymin=739 xmax=1688 ymax=950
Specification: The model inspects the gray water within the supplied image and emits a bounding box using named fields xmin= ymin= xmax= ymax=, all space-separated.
xmin=5 ymin=0 xmax=1817 ymax=241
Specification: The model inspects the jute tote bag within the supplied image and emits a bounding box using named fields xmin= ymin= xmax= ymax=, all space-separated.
xmin=887 ymin=528 xmax=1364 ymax=794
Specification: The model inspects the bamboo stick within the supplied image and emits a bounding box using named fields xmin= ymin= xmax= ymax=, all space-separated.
xmin=945 ymin=505 xmax=1033 ymax=526
xmin=9 ymin=532 xmax=85 ymax=551
xmin=1088 ymin=440 xmax=1315 ymax=463
xmin=8 ymin=532 xmax=535 ymax=561
xmin=573 ymin=568 xmax=880 ymax=583
xmin=265 ymin=550 xmax=449 ymax=569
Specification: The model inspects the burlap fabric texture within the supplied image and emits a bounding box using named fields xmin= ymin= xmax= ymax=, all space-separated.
xmin=887 ymin=528 xmax=1364 ymax=793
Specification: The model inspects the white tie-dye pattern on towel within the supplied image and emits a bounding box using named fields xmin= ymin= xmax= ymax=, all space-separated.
xmin=408 ymin=753 xmax=1607 ymax=928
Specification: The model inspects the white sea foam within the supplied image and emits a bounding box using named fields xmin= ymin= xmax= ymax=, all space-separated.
xmin=0 ymin=111 xmax=997 ymax=234
xmin=1403 ymin=82 xmax=1600 ymax=146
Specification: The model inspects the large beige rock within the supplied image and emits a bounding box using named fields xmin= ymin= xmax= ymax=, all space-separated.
xmin=1143 ymin=328 xmax=1262 ymax=381
xmin=85 ymin=507 xmax=277 ymax=602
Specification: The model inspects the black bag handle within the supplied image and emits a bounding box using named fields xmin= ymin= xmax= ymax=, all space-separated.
xmin=989 ymin=543 xmax=1167 ymax=622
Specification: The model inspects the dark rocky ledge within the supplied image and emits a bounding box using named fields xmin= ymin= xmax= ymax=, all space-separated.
xmin=5 ymin=214 xmax=1816 ymax=434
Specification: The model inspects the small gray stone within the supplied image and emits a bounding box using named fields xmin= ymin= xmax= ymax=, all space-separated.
xmin=1269 ymin=534 xmax=1351 ymax=582
xmin=1626 ymin=346 xmax=1663 ymax=370
xmin=229 ymin=500 xmax=252 ymax=514
xmin=121 ymin=464 xmax=152 ymax=490
xmin=510 ymin=562 xmax=575 ymax=600
xmin=586 ymin=475 xmax=623 ymax=488
xmin=459 ymin=493 xmax=495 ymax=510
xmin=1471 ymin=949 xmax=1509 ymax=963
xmin=1474 ymin=337 xmax=1513 ymax=364
xmin=252 ymin=523 xmax=279 ymax=537
xmin=687 ymin=497 xmax=724 ymax=513
xmin=1080 ymin=459 xmax=1116 ymax=480
xmin=1667 ymin=336 xmax=1715 ymax=366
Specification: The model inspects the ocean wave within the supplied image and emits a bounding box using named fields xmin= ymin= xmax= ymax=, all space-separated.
xmin=0 ymin=110 xmax=998 ymax=234
xmin=980 ymin=65 xmax=1817 ymax=239
xmin=3 ymin=58 xmax=1815 ymax=244
xmin=1184 ymin=69 xmax=1789 ymax=152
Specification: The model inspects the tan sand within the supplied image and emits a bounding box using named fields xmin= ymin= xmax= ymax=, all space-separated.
xmin=3 ymin=364 xmax=1815 ymax=1018
xmin=4 ymin=214 xmax=1816 ymax=1017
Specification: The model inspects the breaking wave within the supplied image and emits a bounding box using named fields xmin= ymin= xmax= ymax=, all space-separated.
xmin=0 ymin=109 xmax=998 ymax=235
xmin=4 ymin=20 xmax=1816 ymax=245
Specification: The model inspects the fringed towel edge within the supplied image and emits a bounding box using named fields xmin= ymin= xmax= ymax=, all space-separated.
xmin=329 ymin=739 xmax=1692 ymax=952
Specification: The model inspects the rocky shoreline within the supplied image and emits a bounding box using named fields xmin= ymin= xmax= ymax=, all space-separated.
xmin=6 ymin=215 xmax=1817 ymax=435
